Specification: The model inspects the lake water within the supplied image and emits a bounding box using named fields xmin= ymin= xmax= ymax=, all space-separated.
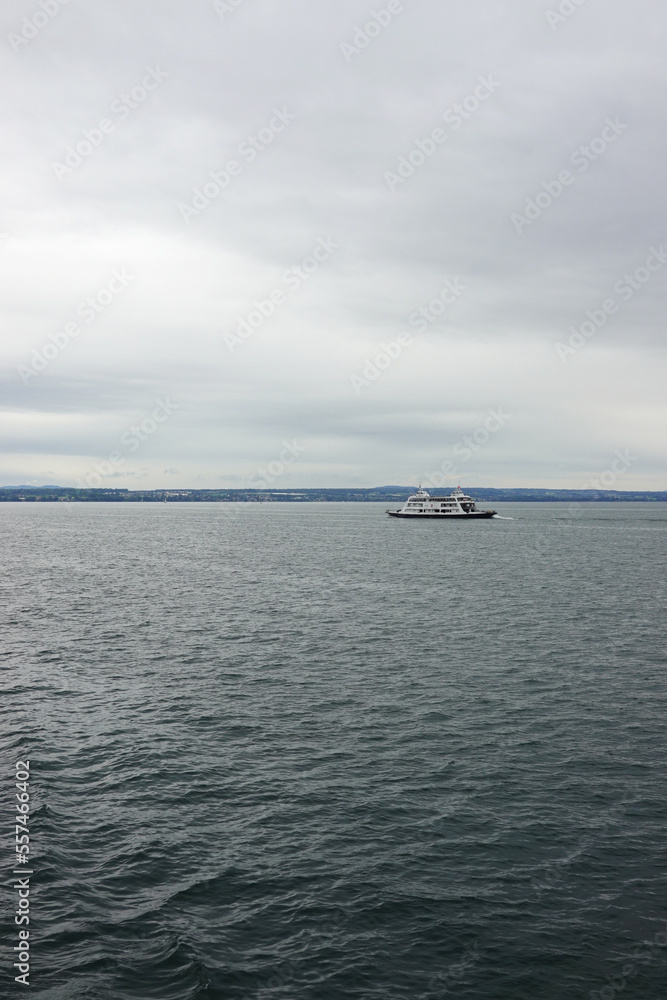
xmin=1 ymin=501 xmax=666 ymax=999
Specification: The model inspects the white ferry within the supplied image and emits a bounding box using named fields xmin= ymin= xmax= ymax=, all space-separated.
xmin=387 ymin=486 xmax=497 ymax=519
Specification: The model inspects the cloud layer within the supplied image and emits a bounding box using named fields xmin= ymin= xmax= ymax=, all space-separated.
xmin=1 ymin=0 xmax=665 ymax=488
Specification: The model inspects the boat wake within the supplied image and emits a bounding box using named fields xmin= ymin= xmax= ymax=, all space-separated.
xmin=492 ymin=515 xmax=514 ymax=519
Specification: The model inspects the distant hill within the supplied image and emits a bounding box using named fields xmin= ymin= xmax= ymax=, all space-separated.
xmin=0 ymin=486 xmax=665 ymax=502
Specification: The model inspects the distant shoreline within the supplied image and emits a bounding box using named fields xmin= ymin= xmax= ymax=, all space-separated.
xmin=1 ymin=487 xmax=665 ymax=503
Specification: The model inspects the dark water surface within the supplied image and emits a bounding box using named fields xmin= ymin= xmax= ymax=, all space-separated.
xmin=1 ymin=501 xmax=666 ymax=999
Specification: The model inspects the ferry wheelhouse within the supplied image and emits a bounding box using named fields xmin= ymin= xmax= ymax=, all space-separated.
xmin=387 ymin=487 xmax=496 ymax=519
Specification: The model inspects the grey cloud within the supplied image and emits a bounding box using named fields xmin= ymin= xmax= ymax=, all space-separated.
xmin=0 ymin=0 xmax=665 ymax=489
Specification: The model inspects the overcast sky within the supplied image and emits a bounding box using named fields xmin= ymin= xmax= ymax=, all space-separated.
xmin=1 ymin=0 xmax=665 ymax=490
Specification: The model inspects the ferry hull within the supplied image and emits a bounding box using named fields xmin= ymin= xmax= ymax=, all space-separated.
xmin=387 ymin=510 xmax=496 ymax=519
